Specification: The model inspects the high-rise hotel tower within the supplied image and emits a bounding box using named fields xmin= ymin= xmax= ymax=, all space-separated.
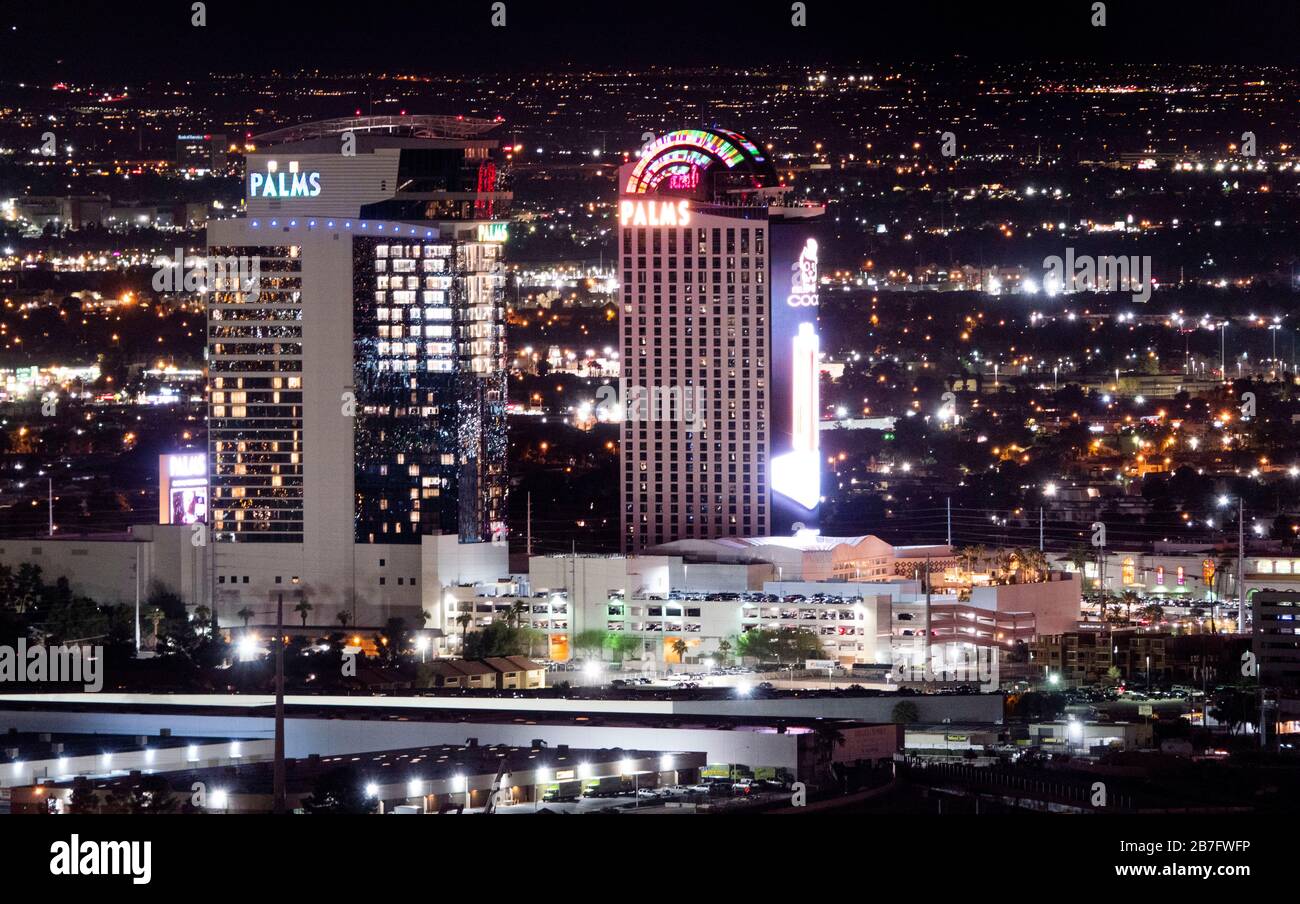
xmin=204 ymin=116 xmax=510 ymax=620
xmin=618 ymin=129 xmax=824 ymax=553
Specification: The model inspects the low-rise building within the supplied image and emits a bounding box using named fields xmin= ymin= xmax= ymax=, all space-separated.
xmin=1029 ymin=630 xmax=1169 ymax=686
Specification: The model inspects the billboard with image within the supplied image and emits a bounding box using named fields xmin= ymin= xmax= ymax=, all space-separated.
xmin=769 ymin=224 xmax=823 ymax=534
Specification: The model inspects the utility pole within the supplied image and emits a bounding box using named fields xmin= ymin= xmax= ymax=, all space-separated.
xmin=1221 ymin=322 xmax=1227 ymax=381
xmin=273 ymin=586 xmax=288 ymax=814
xmin=1038 ymin=507 xmax=1044 ymax=552
xmin=526 ymin=492 xmax=533 ymax=557
xmin=923 ymin=555 xmax=932 ymax=687
xmin=1237 ymin=497 xmax=1245 ymax=632
xmin=47 ymin=478 xmax=53 ymax=536
xmin=134 ymin=544 xmax=141 ymax=655
xmin=946 ymin=498 xmax=951 ymax=546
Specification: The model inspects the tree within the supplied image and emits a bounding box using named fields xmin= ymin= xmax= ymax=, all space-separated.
xmin=455 ymin=612 xmax=474 ymax=651
xmin=605 ymin=632 xmax=642 ymax=662
xmin=1120 ymin=590 xmax=1142 ymax=624
xmin=1019 ymin=548 xmax=1050 ymax=583
xmin=506 ymin=600 xmax=529 ymax=628
xmin=671 ymin=638 xmax=689 ymax=662
xmin=573 ymin=628 xmax=606 ymax=658
xmin=1065 ymin=545 xmax=1092 ymax=581
xmin=463 ymin=620 xmax=527 ymax=658
xmin=236 ymin=607 xmax=256 ymax=628
xmin=336 ymin=610 xmax=352 ymax=628
xmin=717 ymin=638 xmax=733 ymax=665
xmin=67 ymin=776 xmax=99 ymax=814
xmin=1139 ymin=603 xmax=1164 ymax=625
xmin=1210 ymin=687 xmax=1254 ymax=735
xmin=129 ymin=775 xmax=179 ymax=814
xmin=812 ymin=723 xmax=847 ymax=787
xmin=302 ymin=766 xmax=378 ymax=815
xmin=144 ymin=606 xmax=166 ymax=647
xmin=734 ymin=628 xmax=776 ymax=662
xmin=891 ymin=700 xmax=920 ymax=724
xmin=293 ymin=600 xmax=314 ymax=627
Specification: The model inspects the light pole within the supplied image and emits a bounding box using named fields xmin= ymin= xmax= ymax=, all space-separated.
xmin=273 ymin=576 xmax=297 ymax=815
xmin=1217 ymin=494 xmax=1246 ymax=632
xmin=1220 ymin=321 xmax=1228 ymax=381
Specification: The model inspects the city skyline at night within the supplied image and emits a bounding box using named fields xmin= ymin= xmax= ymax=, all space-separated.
xmin=0 ymin=2 xmax=1294 ymax=878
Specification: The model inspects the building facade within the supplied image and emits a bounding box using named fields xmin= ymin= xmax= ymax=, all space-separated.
xmin=617 ymin=128 xmax=824 ymax=553
xmin=201 ymin=116 xmax=510 ymax=622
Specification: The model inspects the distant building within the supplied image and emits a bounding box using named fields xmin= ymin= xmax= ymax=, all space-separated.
xmin=420 ymin=656 xmax=546 ymax=689
xmin=175 ymin=133 xmax=229 ymax=175
xmin=1029 ymin=630 xmax=1169 ymax=686
xmin=1252 ymin=590 xmax=1300 ymax=688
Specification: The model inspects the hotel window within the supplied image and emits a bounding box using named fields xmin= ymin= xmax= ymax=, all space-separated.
xmin=1277 ymin=560 xmax=1293 ymax=574
xmin=1122 ymin=558 xmax=1135 ymax=585
xmin=1258 ymin=559 xmax=1274 ymax=574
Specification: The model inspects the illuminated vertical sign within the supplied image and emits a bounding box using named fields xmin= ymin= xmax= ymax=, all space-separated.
xmin=770 ymin=231 xmax=823 ymax=529
xmin=159 ymin=453 xmax=208 ymax=525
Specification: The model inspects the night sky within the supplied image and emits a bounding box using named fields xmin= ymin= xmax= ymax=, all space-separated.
xmin=3 ymin=0 xmax=1300 ymax=79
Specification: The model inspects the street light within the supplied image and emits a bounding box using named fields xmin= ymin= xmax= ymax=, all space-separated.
xmin=415 ymin=633 xmax=430 ymax=663
xmin=534 ymin=766 xmax=551 ymax=811
xmin=1215 ymin=493 xmax=1247 ymax=631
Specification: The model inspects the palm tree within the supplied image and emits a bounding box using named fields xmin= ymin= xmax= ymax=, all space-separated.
xmin=717 ymin=638 xmax=732 ymax=665
xmin=236 ymin=606 xmax=256 ymax=628
xmin=336 ymin=610 xmax=352 ymax=628
xmin=507 ymin=600 xmax=529 ymax=628
xmin=294 ymin=599 xmax=313 ymax=627
xmin=144 ymin=606 xmax=166 ymax=645
xmin=1120 ymin=590 xmax=1141 ymax=624
xmin=455 ymin=612 xmax=474 ymax=651
xmin=671 ymin=637 xmax=688 ymax=663
xmin=1020 ymin=548 xmax=1050 ymax=583
xmin=812 ymin=724 xmax=847 ymax=788
xmin=995 ymin=549 xmax=1016 ymax=584
xmin=1065 ymin=544 xmax=1092 ymax=580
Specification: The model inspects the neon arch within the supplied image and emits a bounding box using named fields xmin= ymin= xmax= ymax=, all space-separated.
xmin=625 ymin=129 xmax=750 ymax=194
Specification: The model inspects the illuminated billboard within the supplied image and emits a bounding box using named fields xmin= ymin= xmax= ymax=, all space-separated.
xmin=159 ymin=453 xmax=208 ymax=525
xmin=770 ymin=226 xmax=823 ymax=531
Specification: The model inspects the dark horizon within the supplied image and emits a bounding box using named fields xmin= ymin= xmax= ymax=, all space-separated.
xmin=7 ymin=0 xmax=1300 ymax=80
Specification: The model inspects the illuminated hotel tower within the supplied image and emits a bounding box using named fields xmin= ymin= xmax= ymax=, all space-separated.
xmin=205 ymin=116 xmax=510 ymax=618
xmin=618 ymin=129 xmax=823 ymax=553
